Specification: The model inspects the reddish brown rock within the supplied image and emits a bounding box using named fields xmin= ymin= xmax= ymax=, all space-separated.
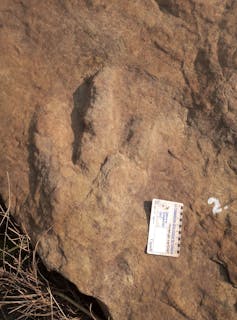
xmin=1 ymin=1 xmax=237 ymax=319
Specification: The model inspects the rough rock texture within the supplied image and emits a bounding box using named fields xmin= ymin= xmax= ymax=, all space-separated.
xmin=1 ymin=1 xmax=237 ymax=319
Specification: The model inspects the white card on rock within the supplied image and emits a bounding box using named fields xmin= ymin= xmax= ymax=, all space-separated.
xmin=147 ymin=199 xmax=183 ymax=257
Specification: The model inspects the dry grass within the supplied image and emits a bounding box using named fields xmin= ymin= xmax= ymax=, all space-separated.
xmin=0 ymin=173 xmax=105 ymax=320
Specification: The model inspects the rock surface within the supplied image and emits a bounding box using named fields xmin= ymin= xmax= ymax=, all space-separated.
xmin=1 ymin=1 xmax=237 ymax=319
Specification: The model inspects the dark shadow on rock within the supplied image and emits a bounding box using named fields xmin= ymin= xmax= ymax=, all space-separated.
xmin=0 ymin=193 xmax=7 ymax=211
xmin=144 ymin=200 xmax=152 ymax=227
xmin=71 ymin=75 xmax=95 ymax=165
xmin=155 ymin=0 xmax=180 ymax=18
xmin=144 ymin=200 xmax=152 ymax=254
xmin=40 ymin=266 xmax=112 ymax=320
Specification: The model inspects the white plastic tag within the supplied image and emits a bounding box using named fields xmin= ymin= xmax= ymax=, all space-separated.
xmin=147 ymin=199 xmax=183 ymax=257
